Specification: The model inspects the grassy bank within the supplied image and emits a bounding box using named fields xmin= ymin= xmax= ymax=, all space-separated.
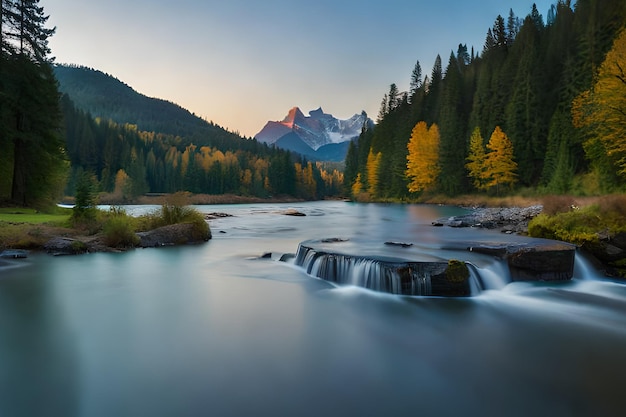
xmin=0 ymin=196 xmax=209 ymax=251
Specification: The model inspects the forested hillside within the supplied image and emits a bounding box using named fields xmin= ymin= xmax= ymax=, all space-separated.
xmin=61 ymin=94 xmax=344 ymax=200
xmin=345 ymin=0 xmax=626 ymax=200
xmin=54 ymin=65 xmax=241 ymax=140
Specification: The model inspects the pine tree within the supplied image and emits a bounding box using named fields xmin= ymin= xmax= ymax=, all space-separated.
xmin=1 ymin=0 xmax=64 ymax=207
xmin=3 ymin=0 xmax=55 ymax=62
xmin=506 ymin=8 xmax=520 ymax=45
xmin=406 ymin=121 xmax=440 ymax=193
xmin=409 ymin=60 xmax=422 ymax=100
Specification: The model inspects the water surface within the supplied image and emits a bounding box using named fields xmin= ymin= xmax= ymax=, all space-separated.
xmin=1 ymin=201 xmax=625 ymax=416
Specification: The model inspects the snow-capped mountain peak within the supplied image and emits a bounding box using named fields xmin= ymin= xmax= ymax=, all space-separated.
xmin=254 ymin=107 xmax=373 ymax=161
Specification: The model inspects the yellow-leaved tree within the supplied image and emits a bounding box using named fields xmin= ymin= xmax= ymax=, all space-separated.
xmin=406 ymin=121 xmax=440 ymax=193
xmin=572 ymin=28 xmax=626 ymax=177
xmin=484 ymin=126 xmax=518 ymax=194
xmin=351 ymin=172 xmax=363 ymax=196
xmin=465 ymin=127 xmax=487 ymax=190
xmin=366 ymin=148 xmax=382 ymax=196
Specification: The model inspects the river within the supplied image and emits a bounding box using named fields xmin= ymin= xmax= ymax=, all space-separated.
xmin=1 ymin=201 xmax=625 ymax=416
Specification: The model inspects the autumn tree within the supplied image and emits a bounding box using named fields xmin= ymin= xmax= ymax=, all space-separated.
xmin=483 ymin=126 xmax=518 ymax=193
xmin=366 ymin=148 xmax=382 ymax=196
xmin=572 ymin=27 xmax=626 ymax=178
xmin=351 ymin=172 xmax=363 ymax=197
xmin=465 ymin=127 xmax=487 ymax=190
xmin=406 ymin=121 xmax=440 ymax=193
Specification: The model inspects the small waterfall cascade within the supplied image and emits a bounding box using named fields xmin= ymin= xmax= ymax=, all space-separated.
xmin=294 ymin=240 xmax=471 ymax=296
xmin=293 ymin=238 xmax=579 ymax=297
xmin=573 ymin=249 xmax=603 ymax=280
xmin=468 ymin=260 xmax=511 ymax=290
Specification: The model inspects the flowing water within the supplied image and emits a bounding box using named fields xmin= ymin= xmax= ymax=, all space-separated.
xmin=1 ymin=201 xmax=625 ymax=417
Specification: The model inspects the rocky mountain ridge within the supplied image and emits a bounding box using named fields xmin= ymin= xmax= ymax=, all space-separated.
xmin=254 ymin=107 xmax=373 ymax=161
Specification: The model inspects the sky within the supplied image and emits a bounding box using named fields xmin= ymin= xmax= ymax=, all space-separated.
xmin=41 ymin=0 xmax=556 ymax=138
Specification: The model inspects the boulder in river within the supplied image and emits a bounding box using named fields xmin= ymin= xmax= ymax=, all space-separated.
xmin=137 ymin=223 xmax=211 ymax=248
xmin=44 ymin=237 xmax=88 ymax=256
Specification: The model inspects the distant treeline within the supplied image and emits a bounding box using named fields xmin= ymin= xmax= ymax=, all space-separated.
xmin=61 ymin=95 xmax=344 ymax=201
xmin=345 ymin=0 xmax=626 ymax=200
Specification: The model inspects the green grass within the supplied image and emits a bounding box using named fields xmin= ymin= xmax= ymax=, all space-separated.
xmin=0 ymin=207 xmax=72 ymax=225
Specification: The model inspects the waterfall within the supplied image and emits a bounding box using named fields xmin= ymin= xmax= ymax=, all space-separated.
xmin=294 ymin=237 xmax=578 ymax=296
xmin=469 ymin=260 xmax=511 ymax=290
xmin=573 ymin=250 xmax=603 ymax=280
xmin=295 ymin=243 xmax=467 ymax=296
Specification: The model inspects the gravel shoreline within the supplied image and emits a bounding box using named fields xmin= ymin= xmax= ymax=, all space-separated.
xmin=433 ymin=205 xmax=543 ymax=234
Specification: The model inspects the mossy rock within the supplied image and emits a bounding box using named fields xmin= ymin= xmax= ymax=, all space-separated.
xmin=446 ymin=259 xmax=469 ymax=283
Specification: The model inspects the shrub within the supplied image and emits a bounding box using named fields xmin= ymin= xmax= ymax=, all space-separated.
xmin=102 ymin=207 xmax=139 ymax=248
xmin=528 ymin=207 xmax=606 ymax=245
xmin=72 ymin=172 xmax=99 ymax=223
xmin=136 ymin=193 xmax=211 ymax=241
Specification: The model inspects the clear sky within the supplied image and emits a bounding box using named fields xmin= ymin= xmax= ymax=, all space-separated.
xmin=41 ymin=0 xmax=556 ymax=137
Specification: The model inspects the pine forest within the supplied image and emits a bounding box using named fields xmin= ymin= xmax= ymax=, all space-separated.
xmin=346 ymin=0 xmax=626 ymax=200
xmin=2 ymin=0 xmax=626 ymax=208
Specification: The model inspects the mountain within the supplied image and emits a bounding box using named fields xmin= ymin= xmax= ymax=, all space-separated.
xmin=53 ymin=64 xmax=240 ymax=142
xmin=254 ymin=107 xmax=373 ymax=161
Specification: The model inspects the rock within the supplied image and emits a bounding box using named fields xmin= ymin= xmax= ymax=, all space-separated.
xmin=321 ymin=238 xmax=348 ymax=243
xmin=279 ymin=253 xmax=295 ymax=262
xmin=384 ymin=241 xmax=413 ymax=248
xmin=283 ymin=209 xmax=306 ymax=216
xmin=294 ymin=239 xmax=472 ymax=297
xmin=137 ymin=223 xmax=211 ymax=248
xmin=205 ymin=212 xmax=233 ymax=220
xmin=0 ymin=249 xmax=29 ymax=259
xmin=507 ymin=242 xmax=576 ymax=281
xmin=435 ymin=205 xmax=543 ymax=234
xmin=44 ymin=237 xmax=88 ymax=256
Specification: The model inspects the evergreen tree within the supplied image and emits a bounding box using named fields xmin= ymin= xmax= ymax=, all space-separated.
xmin=505 ymin=14 xmax=546 ymax=186
xmin=3 ymin=0 xmax=54 ymax=62
xmin=423 ymin=54 xmax=443 ymax=122
xmin=506 ymin=8 xmax=520 ymax=45
xmin=387 ymin=83 xmax=400 ymax=113
xmin=409 ymin=59 xmax=422 ymax=100
xmin=438 ymin=51 xmax=469 ymax=195
xmin=0 ymin=0 xmax=64 ymax=207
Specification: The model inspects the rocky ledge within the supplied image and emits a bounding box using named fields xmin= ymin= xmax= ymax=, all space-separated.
xmin=433 ymin=205 xmax=543 ymax=234
xmin=292 ymin=237 xmax=575 ymax=297
xmin=39 ymin=223 xmax=211 ymax=256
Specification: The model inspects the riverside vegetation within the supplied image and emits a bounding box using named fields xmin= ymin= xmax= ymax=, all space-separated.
xmin=528 ymin=194 xmax=626 ymax=277
xmin=0 ymin=192 xmax=210 ymax=254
